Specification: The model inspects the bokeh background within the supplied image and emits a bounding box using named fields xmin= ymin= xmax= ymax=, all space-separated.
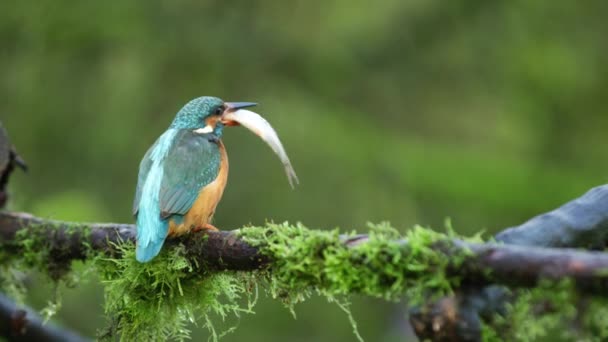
xmin=2 ymin=1 xmax=608 ymax=341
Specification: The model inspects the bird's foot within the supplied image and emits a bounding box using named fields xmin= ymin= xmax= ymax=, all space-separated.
xmin=193 ymin=223 xmax=219 ymax=233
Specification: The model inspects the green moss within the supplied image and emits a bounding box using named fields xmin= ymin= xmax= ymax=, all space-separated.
xmin=240 ymin=222 xmax=464 ymax=307
xmin=0 ymin=221 xmax=94 ymax=320
xmin=95 ymin=241 xmax=255 ymax=341
xmin=0 ymin=265 xmax=26 ymax=304
xmin=582 ymin=298 xmax=608 ymax=341
xmin=14 ymin=222 xmax=92 ymax=280
xmin=493 ymin=280 xmax=576 ymax=341
xmin=481 ymin=280 xmax=608 ymax=342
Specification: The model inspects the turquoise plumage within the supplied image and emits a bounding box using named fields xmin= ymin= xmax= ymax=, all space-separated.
xmin=134 ymin=129 xmax=174 ymax=262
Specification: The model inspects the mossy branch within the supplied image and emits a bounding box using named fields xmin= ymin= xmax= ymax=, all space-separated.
xmin=2 ymin=211 xmax=608 ymax=296
xmin=410 ymin=184 xmax=608 ymax=341
xmin=0 ymin=212 xmax=263 ymax=273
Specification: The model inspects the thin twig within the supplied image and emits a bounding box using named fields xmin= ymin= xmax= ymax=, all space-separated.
xmin=0 ymin=293 xmax=88 ymax=342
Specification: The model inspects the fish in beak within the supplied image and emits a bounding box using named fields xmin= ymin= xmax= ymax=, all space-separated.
xmin=222 ymin=102 xmax=299 ymax=188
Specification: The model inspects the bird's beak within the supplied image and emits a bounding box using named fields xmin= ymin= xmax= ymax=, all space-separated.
xmin=221 ymin=103 xmax=299 ymax=188
xmin=222 ymin=102 xmax=257 ymax=126
xmin=225 ymin=102 xmax=258 ymax=110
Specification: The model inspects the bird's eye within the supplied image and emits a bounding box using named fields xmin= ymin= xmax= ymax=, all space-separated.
xmin=214 ymin=106 xmax=224 ymax=115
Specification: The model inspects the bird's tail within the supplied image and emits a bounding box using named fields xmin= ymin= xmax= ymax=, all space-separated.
xmin=136 ymin=236 xmax=166 ymax=263
xmin=135 ymin=159 xmax=170 ymax=263
xmin=136 ymin=212 xmax=169 ymax=263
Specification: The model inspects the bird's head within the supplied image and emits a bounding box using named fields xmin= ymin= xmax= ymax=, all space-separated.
xmin=170 ymin=96 xmax=299 ymax=187
xmin=170 ymin=96 xmax=256 ymax=137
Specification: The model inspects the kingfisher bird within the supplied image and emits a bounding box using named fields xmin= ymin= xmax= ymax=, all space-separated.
xmin=133 ymin=96 xmax=298 ymax=262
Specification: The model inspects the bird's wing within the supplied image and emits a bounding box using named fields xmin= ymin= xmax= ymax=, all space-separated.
xmin=133 ymin=144 xmax=154 ymax=216
xmin=158 ymin=130 xmax=221 ymax=218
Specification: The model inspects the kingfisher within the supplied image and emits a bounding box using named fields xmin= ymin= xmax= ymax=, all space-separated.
xmin=133 ymin=96 xmax=298 ymax=262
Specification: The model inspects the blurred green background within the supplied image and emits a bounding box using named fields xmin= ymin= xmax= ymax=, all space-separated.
xmin=2 ymin=0 xmax=607 ymax=341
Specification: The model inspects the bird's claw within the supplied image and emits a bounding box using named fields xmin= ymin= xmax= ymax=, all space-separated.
xmin=193 ymin=223 xmax=219 ymax=233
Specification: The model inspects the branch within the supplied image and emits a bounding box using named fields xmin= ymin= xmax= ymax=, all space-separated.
xmin=410 ymin=184 xmax=608 ymax=341
xmin=2 ymin=212 xmax=608 ymax=295
xmin=0 ymin=293 xmax=88 ymax=342
xmin=496 ymin=185 xmax=608 ymax=248
xmin=0 ymin=212 xmax=265 ymax=272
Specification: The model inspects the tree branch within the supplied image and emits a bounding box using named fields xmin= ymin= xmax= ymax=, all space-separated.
xmin=496 ymin=185 xmax=608 ymax=249
xmin=2 ymin=211 xmax=608 ymax=296
xmin=410 ymin=184 xmax=608 ymax=341
xmin=0 ymin=212 xmax=266 ymax=271
xmin=0 ymin=293 xmax=88 ymax=342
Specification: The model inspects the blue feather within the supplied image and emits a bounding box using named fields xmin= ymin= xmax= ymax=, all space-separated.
xmin=135 ymin=129 xmax=178 ymax=262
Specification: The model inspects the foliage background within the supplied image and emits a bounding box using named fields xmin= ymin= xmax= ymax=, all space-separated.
xmin=1 ymin=1 xmax=607 ymax=341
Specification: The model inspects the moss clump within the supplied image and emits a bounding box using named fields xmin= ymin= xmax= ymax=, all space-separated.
xmin=240 ymin=222 xmax=463 ymax=307
xmin=582 ymin=298 xmax=608 ymax=341
xmin=96 ymin=241 xmax=255 ymax=341
xmin=0 ymin=265 xmax=26 ymax=304
xmin=481 ymin=279 xmax=608 ymax=342
xmin=14 ymin=222 xmax=92 ymax=280
xmin=0 ymin=222 xmax=93 ymax=321
xmin=238 ymin=222 xmax=472 ymax=341
xmin=482 ymin=280 xmax=576 ymax=341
